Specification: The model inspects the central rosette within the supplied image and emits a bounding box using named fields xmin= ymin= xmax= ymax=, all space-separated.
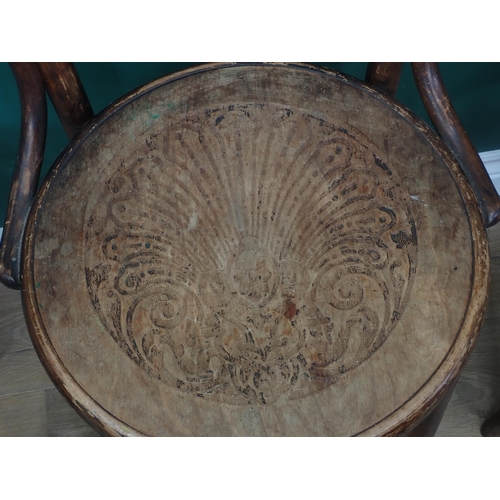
xmin=199 ymin=237 xmax=307 ymax=404
xmin=233 ymin=247 xmax=274 ymax=303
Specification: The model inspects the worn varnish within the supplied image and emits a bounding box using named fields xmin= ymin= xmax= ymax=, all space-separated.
xmin=12 ymin=63 xmax=491 ymax=435
xmin=38 ymin=62 xmax=94 ymax=139
xmin=4 ymin=227 xmax=500 ymax=437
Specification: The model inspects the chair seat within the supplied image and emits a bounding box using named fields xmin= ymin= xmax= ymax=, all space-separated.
xmin=21 ymin=63 xmax=489 ymax=436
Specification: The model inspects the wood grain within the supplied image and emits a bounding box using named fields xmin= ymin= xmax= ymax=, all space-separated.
xmin=1 ymin=63 xmax=498 ymax=436
xmin=0 ymin=287 xmax=99 ymax=436
xmin=3 ymin=222 xmax=500 ymax=435
xmin=19 ymin=64 xmax=488 ymax=436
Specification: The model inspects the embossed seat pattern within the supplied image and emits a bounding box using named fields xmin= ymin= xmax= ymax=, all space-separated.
xmin=84 ymin=104 xmax=417 ymax=406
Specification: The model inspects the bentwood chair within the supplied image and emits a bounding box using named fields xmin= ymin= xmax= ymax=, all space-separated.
xmin=1 ymin=62 xmax=498 ymax=436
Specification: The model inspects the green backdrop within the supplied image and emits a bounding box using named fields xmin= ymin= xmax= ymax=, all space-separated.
xmin=2 ymin=62 xmax=500 ymax=226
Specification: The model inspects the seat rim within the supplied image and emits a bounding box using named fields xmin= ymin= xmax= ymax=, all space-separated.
xmin=20 ymin=62 xmax=490 ymax=436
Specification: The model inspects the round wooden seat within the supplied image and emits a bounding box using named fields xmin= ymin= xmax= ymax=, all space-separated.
xmin=21 ymin=63 xmax=488 ymax=436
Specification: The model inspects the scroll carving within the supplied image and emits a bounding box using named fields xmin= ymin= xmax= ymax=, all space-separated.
xmin=85 ymin=103 xmax=417 ymax=405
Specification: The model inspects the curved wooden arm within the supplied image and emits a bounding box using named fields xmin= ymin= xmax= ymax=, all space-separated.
xmin=0 ymin=63 xmax=47 ymax=289
xmin=365 ymin=62 xmax=404 ymax=98
xmin=38 ymin=63 xmax=94 ymax=139
xmin=412 ymin=62 xmax=500 ymax=227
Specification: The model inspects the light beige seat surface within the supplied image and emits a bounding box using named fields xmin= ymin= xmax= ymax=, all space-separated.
xmin=21 ymin=63 xmax=488 ymax=436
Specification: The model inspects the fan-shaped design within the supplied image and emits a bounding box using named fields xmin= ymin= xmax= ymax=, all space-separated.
xmin=84 ymin=103 xmax=417 ymax=405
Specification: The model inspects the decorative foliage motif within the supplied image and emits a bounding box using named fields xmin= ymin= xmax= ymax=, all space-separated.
xmin=85 ymin=103 xmax=417 ymax=405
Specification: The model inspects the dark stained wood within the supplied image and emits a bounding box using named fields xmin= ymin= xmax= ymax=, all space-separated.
xmin=365 ymin=63 xmax=404 ymax=97
xmin=412 ymin=62 xmax=500 ymax=228
xmin=38 ymin=63 xmax=94 ymax=139
xmin=17 ymin=63 xmax=489 ymax=436
xmin=0 ymin=63 xmax=47 ymax=289
xmin=481 ymin=407 xmax=500 ymax=436
xmin=404 ymin=382 xmax=456 ymax=436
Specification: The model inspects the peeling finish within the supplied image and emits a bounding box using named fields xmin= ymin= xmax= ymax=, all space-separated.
xmin=12 ymin=62 xmax=492 ymax=437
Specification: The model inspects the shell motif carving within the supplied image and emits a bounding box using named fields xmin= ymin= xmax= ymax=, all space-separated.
xmin=85 ymin=103 xmax=417 ymax=405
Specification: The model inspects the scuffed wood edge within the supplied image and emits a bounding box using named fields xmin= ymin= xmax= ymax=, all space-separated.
xmin=19 ymin=62 xmax=491 ymax=436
